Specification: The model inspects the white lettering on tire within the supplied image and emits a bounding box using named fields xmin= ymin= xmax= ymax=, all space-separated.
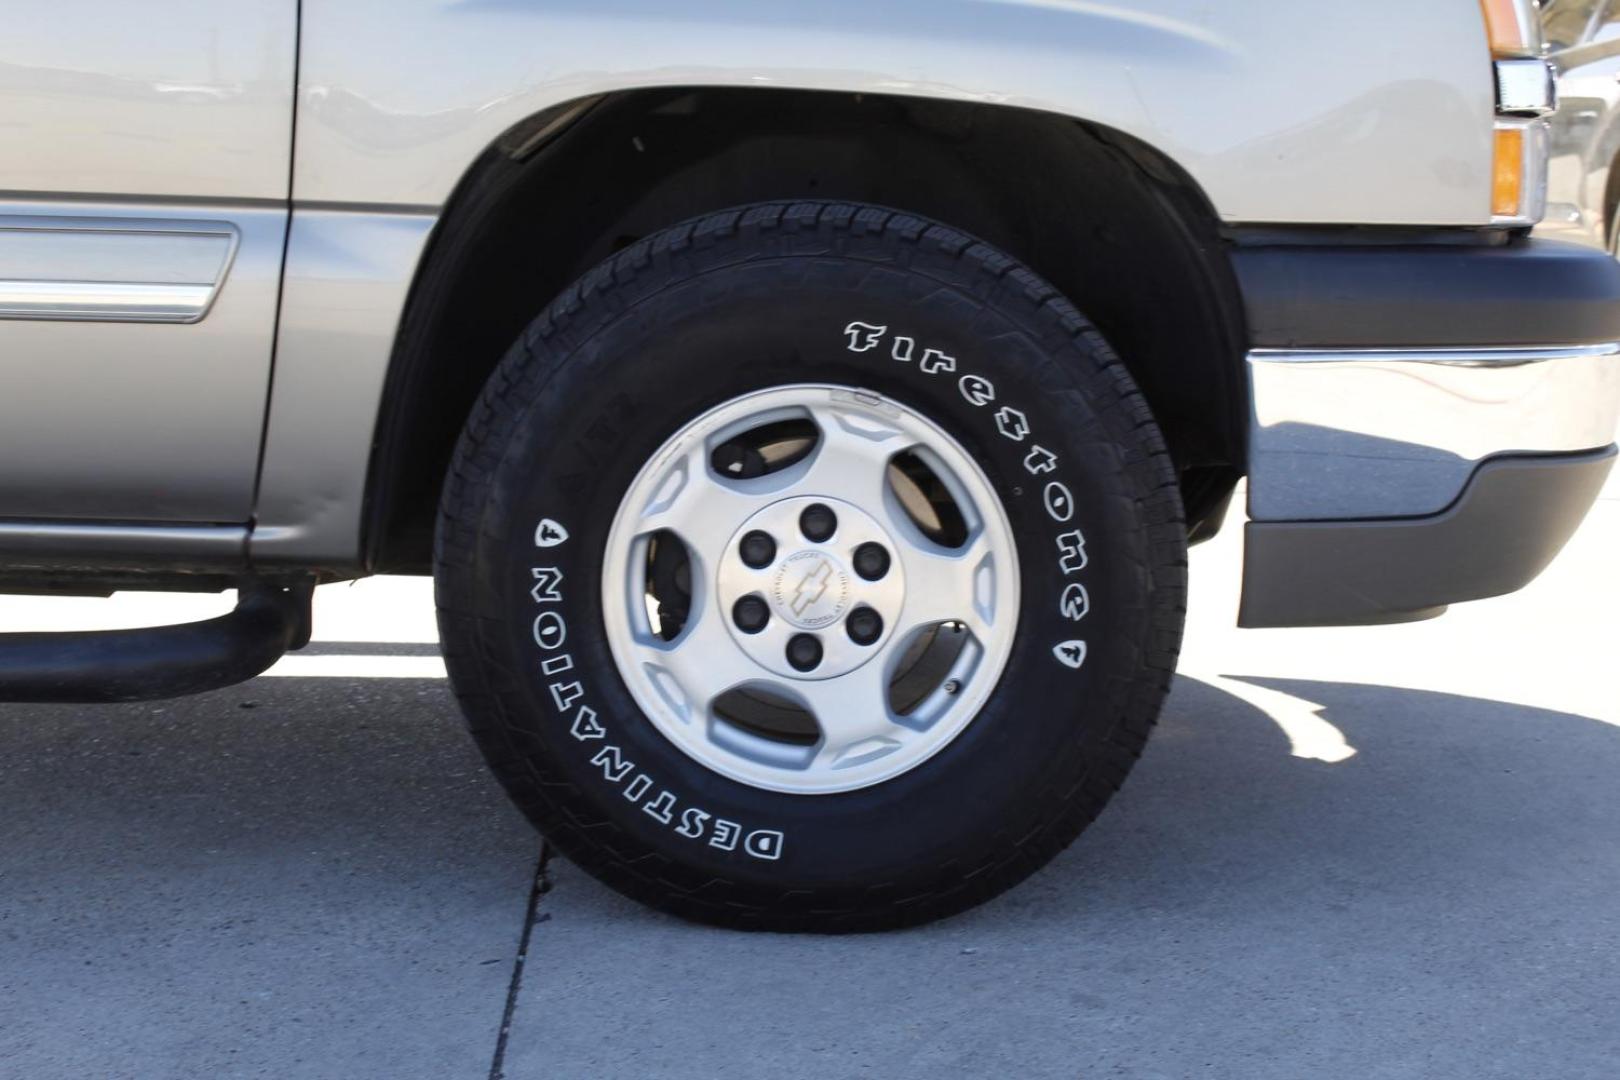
xmin=534 ymin=518 xmax=569 ymax=547
xmin=676 ymin=808 xmax=711 ymax=839
xmin=709 ymin=820 xmax=741 ymax=851
xmin=959 ymin=374 xmax=995 ymax=407
xmin=528 ymin=558 xmax=787 ymax=860
xmin=643 ymin=790 xmax=677 ymax=824
xmin=744 ymin=830 xmax=785 ymax=860
xmin=591 ymin=745 xmax=635 ymax=783
xmin=570 ymin=706 xmax=606 ymax=742
xmin=843 ymin=316 xmax=1099 ymax=671
xmin=994 ymin=406 xmax=1030 ymax=442
xmin=1024 ymin=445 xmax=1058 ymax=475
xmin=1059 ymin=582 xmax=1090 ymax=622
xmin=1053 ymin=640 xmax=1088 ymax=670
xmin=532 ymin=610 xmax=567 ymax=651
xmin=844 ymin=321 xmax=888 ymax=352
xmin=1056 ymin=530 xmax=1088 ymax=574
xmin=1043 ymin=481 xmax=1074 ymax=523
xmin=530 ymin=567 xmax=563 ymax=603
xmin=550 ymin=680 xmax=584 ymax=712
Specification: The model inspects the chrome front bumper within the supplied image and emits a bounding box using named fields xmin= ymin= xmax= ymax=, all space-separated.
xmin=1240 ymin=340 xmax=1620 ymax=627
xmin=1247 ymin=342 xmax=1620 ymax=522
xmin=1231 ymin=235 xmax=1620 ymax=627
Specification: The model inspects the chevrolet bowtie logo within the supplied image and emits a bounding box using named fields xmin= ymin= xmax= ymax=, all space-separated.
xmin=790 ymin=559 xmax=835 ymax=616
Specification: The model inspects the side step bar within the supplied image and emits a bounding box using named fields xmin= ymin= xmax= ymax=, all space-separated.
xmin=0 ymin=584 xmax=312 ymax=703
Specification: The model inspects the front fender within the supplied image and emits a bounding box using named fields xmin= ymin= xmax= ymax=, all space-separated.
xmin=296 ymin=0 xmax=1494 ymax=226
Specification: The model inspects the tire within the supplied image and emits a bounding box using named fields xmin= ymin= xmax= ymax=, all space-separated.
xmin=436 ymin=201 xmax=1186 ymax=932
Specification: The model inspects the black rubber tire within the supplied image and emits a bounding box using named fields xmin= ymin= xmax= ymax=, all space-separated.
xmin=435 ymin=201 xmax=1186 ymax=932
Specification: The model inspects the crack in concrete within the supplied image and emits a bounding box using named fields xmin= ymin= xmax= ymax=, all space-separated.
xmin=488 ymin=841 xmax=553 ymax=1080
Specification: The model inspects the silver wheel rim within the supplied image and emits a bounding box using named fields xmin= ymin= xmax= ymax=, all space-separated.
xmin=601 ymin=384 xmax=1019 ymax=795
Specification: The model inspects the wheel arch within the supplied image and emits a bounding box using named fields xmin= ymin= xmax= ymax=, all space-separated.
xmin=362 ymin=87 xmax=1248 ymax=573
xmin=1602 ymin=142 xmax=1620 ymax=249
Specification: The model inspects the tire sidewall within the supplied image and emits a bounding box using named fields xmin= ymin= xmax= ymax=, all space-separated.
xmin=444 ymin=231 xmax=1171 ymax=896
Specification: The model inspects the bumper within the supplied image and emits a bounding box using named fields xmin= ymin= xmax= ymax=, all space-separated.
xmin=1234 ymin=238 xmax=1620 ymax=627
xmin=1240 ymin=448 xmax=1615 ymax=627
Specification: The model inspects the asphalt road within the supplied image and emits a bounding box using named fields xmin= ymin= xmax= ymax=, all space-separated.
xmin=3 ymin=479 xmax=1617 ymax=1079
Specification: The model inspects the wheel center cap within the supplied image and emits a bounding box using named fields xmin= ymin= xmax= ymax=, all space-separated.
xmin=770 ymin=550 xmax=852 ymax=630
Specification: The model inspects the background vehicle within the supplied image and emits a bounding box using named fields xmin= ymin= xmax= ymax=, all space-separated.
xmin=1 ymin=0 xmax=1616 ymax=931
xmin=1539 ymin=0 xmax=1620 ymax=249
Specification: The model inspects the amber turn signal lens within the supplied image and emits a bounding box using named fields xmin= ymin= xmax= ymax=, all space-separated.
xmin=1479 ymin=0 xmax=1535 ymax=56
xmin=1492 ymin=126 xmax=1524 ymax=218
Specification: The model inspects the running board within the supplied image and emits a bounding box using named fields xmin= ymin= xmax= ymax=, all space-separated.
xmin=0 ymin=584 xmax=312 ymax=703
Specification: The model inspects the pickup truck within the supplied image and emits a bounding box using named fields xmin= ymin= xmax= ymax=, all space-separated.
xmin=3 ymin=0 xmax=1617 ymax=932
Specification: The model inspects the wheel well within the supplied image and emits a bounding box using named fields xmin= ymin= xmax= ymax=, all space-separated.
xmin=365 ymin=88 xmax=1248 ymax=573
xmin=1604 ymin=148 xmax=1620 ymax=248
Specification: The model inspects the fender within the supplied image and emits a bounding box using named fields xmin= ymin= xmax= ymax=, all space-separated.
xmin=252 ymin=0 xmax=1492 ymax=569
xmin=295 ymin=0 xmax=1494 ymax=226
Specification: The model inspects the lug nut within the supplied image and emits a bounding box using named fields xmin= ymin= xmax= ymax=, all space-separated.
xmin=846 ymin=606 xmax=883 ymax=646
xmin=799 ymin=504 xmax=837 ymax=542
xmin=852 ymin=542 xmax=890 ymax=581
xmin=732 ymin=595 xmax=770 ymax=634
xmin=739 ymin=530 xmax=776 ymax=569
xmin=786 ymin=633 xmax=823 ymax=672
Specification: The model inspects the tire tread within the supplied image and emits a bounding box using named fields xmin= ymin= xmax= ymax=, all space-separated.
xmin=437 ymin=201 xmax=1187 ymax=932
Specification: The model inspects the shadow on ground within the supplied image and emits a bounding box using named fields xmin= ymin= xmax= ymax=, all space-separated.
xmin=2 ymin=670 xmax=1617 ymax=1079
xmin=508 ymin=674 xmax=1620 ymax=1080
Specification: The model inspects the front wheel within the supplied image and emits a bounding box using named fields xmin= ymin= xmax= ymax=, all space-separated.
xmin=435 ymin=202 xmax=1186 ymax=931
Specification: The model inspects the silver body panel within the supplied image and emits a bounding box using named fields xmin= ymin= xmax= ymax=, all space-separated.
xmin=264 ymin=0 xmax=1506 ymax=563
xmin=0 ymin=2 xmax=295 ymax=200
xmin=0 ymin=200 xmax=287 ymax=523
xmin=251 ymin=209 xmax=438 ymax=567
xmin=295 ymin=1 xmax=1497 ymax=227
xmin=0 ymin=1 xmax=293 ymax=527
xmin=2 ymin=0 xmax=1611 ymax=582
xmin=1248 ymin=344 xmax=1620 ymax=522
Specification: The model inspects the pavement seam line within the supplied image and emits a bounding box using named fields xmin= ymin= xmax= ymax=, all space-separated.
xmin=488 ymin=840 xmax=553 ymax=1080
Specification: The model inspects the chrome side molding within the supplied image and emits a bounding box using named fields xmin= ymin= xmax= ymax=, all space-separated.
xmin=0 ymin=280 xmax=219 ymax=322
xmin=1248 ymin=342 xmax=1620 ymax=521
xmin=0 ymin=215 xmax=238 ymax=323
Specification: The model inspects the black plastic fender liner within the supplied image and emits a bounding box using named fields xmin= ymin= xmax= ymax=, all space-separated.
xmin=0 ymin=583 xmax=313 ymax=703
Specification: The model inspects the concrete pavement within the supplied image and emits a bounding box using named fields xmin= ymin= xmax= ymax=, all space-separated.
xmin=0 ymin=652 xmax=538 ymax=1079
xmin=2 ymin=484 xmax=1617 ymax=1078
